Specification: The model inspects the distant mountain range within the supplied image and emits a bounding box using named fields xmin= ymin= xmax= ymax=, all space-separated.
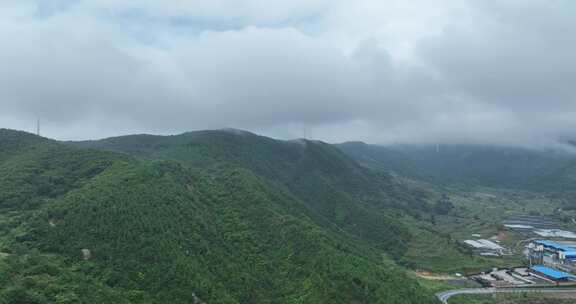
xmin=3 ymin=127 xmax=576 ymax=303
xmin=0 ymin=128 xmax=439 ymax=304
xmin=338 ymin=142 xmax=576 ymax=195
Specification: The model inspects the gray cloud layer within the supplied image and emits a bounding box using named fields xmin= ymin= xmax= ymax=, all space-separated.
xmin=1 ymin=0 xmax=575 ymax=147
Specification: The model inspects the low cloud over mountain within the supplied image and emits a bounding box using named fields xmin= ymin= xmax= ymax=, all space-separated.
xmin=2 ymin=0 xmax=575 ymax=147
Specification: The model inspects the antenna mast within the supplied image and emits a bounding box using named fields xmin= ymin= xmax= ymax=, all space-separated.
xmin=36 ymin=118 xmax=40 ymax=136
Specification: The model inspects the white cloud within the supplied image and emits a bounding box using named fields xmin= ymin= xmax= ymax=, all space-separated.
xmin=1 ymin=0 xmax=575 ymax=147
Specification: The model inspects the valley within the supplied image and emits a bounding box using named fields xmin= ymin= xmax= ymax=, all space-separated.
xmin=2 ymin=128 xmax=576 ymax=303
xmin=2 ymin=1 xmax=574 ymax=302
xmin=339 ymin=143 xmax=576 ymax=303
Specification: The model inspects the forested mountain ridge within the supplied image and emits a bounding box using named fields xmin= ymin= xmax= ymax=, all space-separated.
xmin=0 ymin=128 xmax=440 ymax=303
xmin=338 ymin=142 xmax=576 ymax=196
xmin=71 ymin=130 xmax=443 ymax=259
xmin=0 ymin=129 xmax=123 ymax=210
xmin=0 ymin=129 xmax=47 ymax=159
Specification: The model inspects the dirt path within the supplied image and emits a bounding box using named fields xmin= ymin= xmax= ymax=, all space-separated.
xmin=415 ymin=271 xmax=459 ymax=280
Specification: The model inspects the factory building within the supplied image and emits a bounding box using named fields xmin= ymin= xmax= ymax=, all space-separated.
xmin=527 ymin=240 xmax=576 ymax=280
xmin=464 ymin=239 xmax=507 ymax=256
xmin=530 ymin=265 xmax=576 ymax=285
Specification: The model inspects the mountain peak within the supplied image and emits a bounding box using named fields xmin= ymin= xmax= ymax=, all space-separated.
xmin=0 ymin=128 xmax=47 ymax=152
xmin=218 ymin=128 xmax=255 ymax=136
xmin=338 ymin=141 xmax=369 ymax=147
xmin=0 ymin=128 xmax=38 ymax=137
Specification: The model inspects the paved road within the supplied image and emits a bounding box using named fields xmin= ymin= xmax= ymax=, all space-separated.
xmin=436 ymin=287 xmax=576 ymax=303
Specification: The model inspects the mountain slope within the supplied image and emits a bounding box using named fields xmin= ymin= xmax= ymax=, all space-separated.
xmin=0 ymin=129 xmax=440 ymax=304
xmin=338 ymin=142 xmax=576 ymax=194
xmin=71 ymin=130 xmax=443 ymax=259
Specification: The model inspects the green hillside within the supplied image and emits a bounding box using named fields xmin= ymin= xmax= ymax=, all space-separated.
xmin=72 ymin=130 xmax=500 ymax=274
xmin=72 ymin=130 xmax=438 ymax=259
xmin=0 ymin=129 xmax=440 ymax=303
xmin=338 ymin=142 xmax=576 ymax=195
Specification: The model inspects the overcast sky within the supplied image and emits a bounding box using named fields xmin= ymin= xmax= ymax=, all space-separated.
xmin=1 ymin=0 xmax=575 ymax=146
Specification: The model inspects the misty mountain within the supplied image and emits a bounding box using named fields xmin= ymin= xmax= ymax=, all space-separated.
xmin=337 ymin=142 xmax=576 ymax=196
xmin=0 ymin=129 xmax=440 ymax=304
xmin=70 ymin=129 xmax=489 ymax=271
xmin=71 ymin=129 xmax=445 ymax=257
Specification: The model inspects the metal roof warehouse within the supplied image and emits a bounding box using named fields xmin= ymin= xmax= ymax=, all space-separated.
xmin=535 ymin=240 xmax=576 ymax=253
xmin=531 ymin=265 xmax=576 ymax=281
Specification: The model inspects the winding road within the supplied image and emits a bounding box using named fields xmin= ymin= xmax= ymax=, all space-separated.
xmin=436 ymin=287 xmax=576 ymax=303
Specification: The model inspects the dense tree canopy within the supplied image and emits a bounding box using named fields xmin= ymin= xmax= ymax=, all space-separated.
xmin=0 ymin=129 xmax=440 ymax=303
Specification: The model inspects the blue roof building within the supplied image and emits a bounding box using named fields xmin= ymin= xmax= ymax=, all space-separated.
xmin=534 ymin=240 xmax=576 ymax=253
xmin=531 ymin=265 xmax=576 ymax=281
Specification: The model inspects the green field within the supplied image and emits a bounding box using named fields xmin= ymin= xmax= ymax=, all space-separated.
xmin=398 ymin=186 xmax=572 ymax=274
